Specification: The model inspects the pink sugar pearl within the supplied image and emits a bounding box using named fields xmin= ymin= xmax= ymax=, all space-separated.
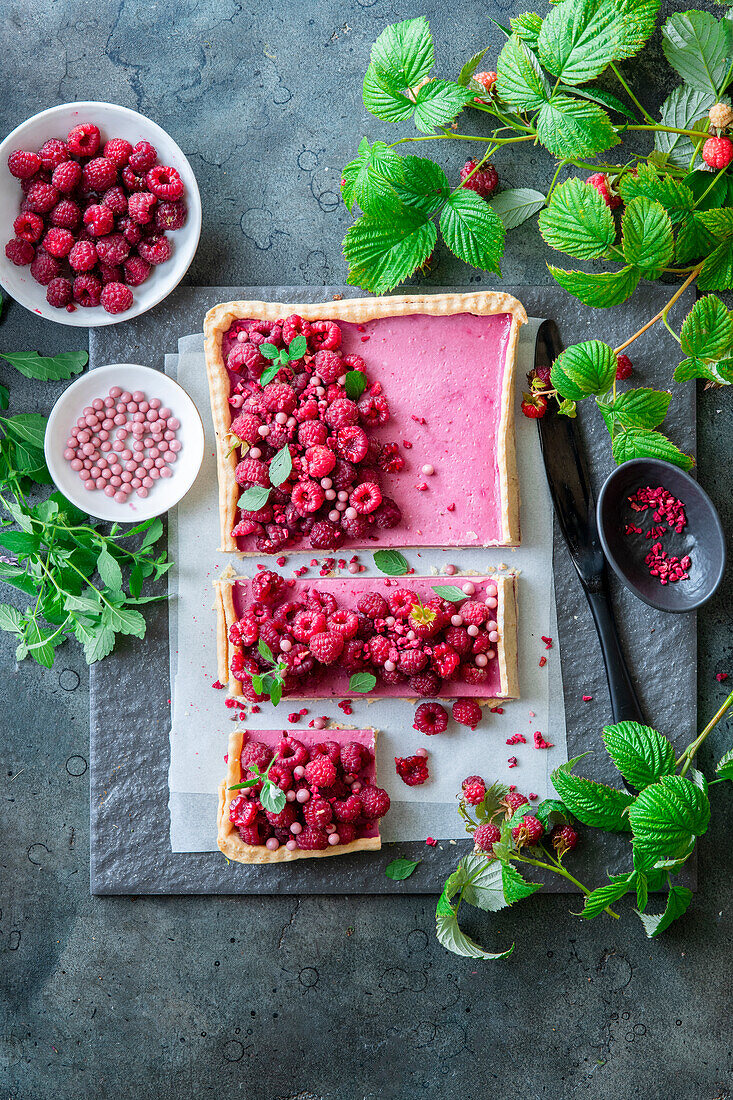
xmin=83 ymin=479 xmax=95 ymax=491
xmin=110 ymin=463 xmax=122 ymax=476
xmin=110 ymin=476 xmax=122 ymax=488
xmin=113 ymin=413 xmax=126 ymax=426
xmin=70 ymin=459 xmax=83 ymax=471
xmin=78 ymin=429 xmax=91 ymax=443
xmin=121 ymin=471 xmax=132 ymax=483
xmin=169 ymin=439 xmax=181 ymax=452
xmin=131 ymin=477 xmax=142 ymax=488
xmin=76 ymin=417 xmax=86 ymax=428
xmin=149 ymin=468 xmax=160 ymax=481
xmin=136 ymin=487 xmax=149 ymax=498
xmin=145 ymin=409 xmax=158 ymax=422
xmin=92 ymin=398 xmax=104 ymax=411
xmin=149 ymin=447 xmax=160 ymax=459
xmin=486 ymin=597 xmax=498 ymax=609
xmin=102 ymin=418 xmax=114 ymax=430
xmin=296 ymin=789 xmax=310 ymax=804
xmin=159 ymin=407 xmax=172 ymax=419
xmin=143 ymin=436 xmax=154 ymax=448
xmin=113 ymin=440 xmax=125 ymax=452
xmin=133 ymin=412 xmax=146 ymax=424
xmin=120 ymin=449 xmax=132 ymax=461
xmin=487 ymin=584 xmax=498 ymax=597
xmin=164 ymin=430 xmax=175 ymax=441
xmin=109 ymin=387 xmax=122 ymax=398
xmin=132 ymin=391 xmax=145 ymax=402
xmin=120 ymin=391 xmax=132 ymax=403
xmin=265 ymin=838 xmax=280 ymax=851
xmin=164 ymin=451 xmax=177 ymax=463
xmin=114 ymin=491 xmax=127 ymax=503
xmin=82 ymin=459 xmax=92 ymax=470
xmin=160 ymin=466 xmax=172 ymax=478
xmin=168 ymin=417 xmax=180 ymax=431
xmin=98 ymin=429 xmax=109 ymax=441
xmin=137 ymin=401 xmax=149 ymax=413
xmin=286 ymin=839 xmax=297 ymax=852
xmin=327 ymin=833 xmax=340 ymax=846
xmin=142 ymin=457 xmax=154 ymax=471
xmin=104 ymin=397 xmax=115 ymax=408
xmin=149 ymin=398 xmax=161 ymax=409
xmin=154 ymin=456 xmax=166 ymax=469
xmin=82 ymin=442 xmax=96 ymax=457
xmin=127 ymin=402 xmax=138 ymax=413
xmin=89 ymin=466 xmax=101 ymax=479
xmin=100 ymin=441 xmax=112 ymax=452
xmin=63 ymin=448 xmax=75 ymax=461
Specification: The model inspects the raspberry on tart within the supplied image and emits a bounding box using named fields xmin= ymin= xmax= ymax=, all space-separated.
xmin=217 ymin=726 xmax=387 ymax=863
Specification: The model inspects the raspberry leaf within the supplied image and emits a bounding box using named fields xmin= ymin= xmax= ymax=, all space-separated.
xmin=629 ymin=775 xmax=710 ymax=868
xmin=636 ymin=883 xmax=693 ymax=938
xmin=538 ymin=0 xmax=623 ymax=86
xmin=362 ymin=65 xmax=416 ymax=124
xmin=511 ymin=12 xmax=543 ymax=50
xmin=439 ymin=189 xmax=505 ymax=274
xmin=435 ymin=897 xmax=514 ymax=960
xmin=538 ymin=178 xmax=616 ymax=260
xmin=680 ymin=295 xmax=733 ymax=360
xmin=496 ymin=34 xmax=551 ymax=110
xmin=615 ymin=0 xmax=661 ymax=59
xmin=344 ymin=371 xmax=367 ymax=401
xmin=563 ymin=84 xmax=636 ymax=123
xmin=431 ymin=584 xmax=466 ymax=602
xmin=551 ymin=340 xmax=617 ymax=401
xmin=373 ymin=549 xmax=409 ymax=575
xmin=697 ymin=240 xmax=733 ymax=293
xmin=716 ymin=748 xmax=733 ymax=781
xmin=237 ymin=485 xmax=271 ymax=512
xmin=341 ymin=140 xmax=404 ymax=215
xmin=268 ymin=444 xmax=292 ymax=488
xmin=551 ymin=755 xmax=634 ymax=832
xmin=343 ymin=214 xmax=437 ymax=294
xmin=369 ymin=16 xmax=435 ymax=90
xmin=602 ymin=721 xmax=676 ymax=789
xmin=488 ymin=188 xmax=546 ymax=231
xmin=454 ymin=853 xmax=507 ymax=912
xmin=536 ymin=96 xmax=619 ymax=159
xmin=580 ymin=877 xmax=632 ymax=919
xmin=348 ymin=672 xmax=377 ymax=693
xmin=621 ymin=198 xmax=674 ymax=277
xmin=385 ymin=857 xmax=421 ymax=880
xmin=610 ymin=427 xmax=695 ymax=470
xmin=548 ymin=265 xmax=641 ymax=308
xmin=655 ymin=85 xmax=714 ymax=168
xmin=501 ymin=862 xmax=542 ymax=905
xmin=674 ymin=356 xmax=733 ymax=385
xmin=597 ymin=388 xmax=672 ymax=431
xmin=618 ymin=164 xmax=695 ymax=226
xmin=457 ymin=46 xmax=489 ymax=86
xmin=0 ymin=349 xmax=88 ymax=381
xmin=412 ymin=80 xmax=474 ymax=133
xmin=661 ymin=10 xmax=731 ymax=99
xmin=533 ymin=798 xmax=569 ymax=830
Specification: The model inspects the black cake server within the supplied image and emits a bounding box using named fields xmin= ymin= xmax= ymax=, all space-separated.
xmin=534 ymin=319 xmax=645 ymax=726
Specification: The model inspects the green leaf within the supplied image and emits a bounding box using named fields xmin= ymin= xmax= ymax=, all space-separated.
xmin=96 ymin=546 xmax=123 ymax=593
xmin=344 ymin=371 xmax=367 ymax=401
xmin=488 ymin=188 xmax=546 ymax=231
xmin=680 ymin=295 xmax=733 ymax=360
xmin=614 ymin=0 xmax=661 ymax=58
xmin=237 ymin=485 xmax=271 ymax=512
xmin=343 ymin=214 xmax=437 ymax=294
xmin=511 ymin=12 xmax=543 ymax=49
xmin=270 ymin=679 xmax=283 ymax=708
xmin=674 ymin=356 xmax=733 ymax=385
xmin=431 ymin=584 xmax=466 ymax=602
xmin=581 ymin=878 xmax=632 ymax=919
xmin=391 ymin=156 xmax=450 ymax=217
xmin=698 ymin=240 xmax=733 ymax=292
xmin=501 ymin=862 xmax=543 ymax=905
xmin=140 ymin=516 xmax=164 ymax=550
xmin=362 ymin=65 xmax=416 ymax=124
xmin=564 ymin=84 xmax=636 ymax=122
xmin=341 ymin=140 xmax=404 ymax=215
xmin=268 ymin=444 xmax=292 ymax=488
xmin=675 ymin=215 xmax=718 ymax=265
xmin=551 ymin=755 xmax=634 ymax=832
xmin=534 ymin=798 xmax=569 ymax=831
xmin=79 ymin=622 xmax=115 ymax=664
xmin=661 ymin=10 xmax=731 ymax=97
xmin=413 ymin=80 xmax=473 ymax=133
xmin=259 ymin=780 xmax=286 ymax=815
xmin=435 ymin=898 xmax=514 ymax=961
xmin=538 ymin=0 xmax=622 ymax=86
xmin=0 ymin=603 xmax=23 ymax=633
xmin=0 ymin=529 xmax=40 ymax=556
xmin=538 ymin=177 xmax=615 ymax=260
xmin=551 ymin=340 xmax=617 ymax=401
xmin=103 ymin=604 xmax=146 ymax=639
xmin=0 ymin=349 xmax=87 ymax=381
xmin=636 ymin=870 xmax=649 ymax=913
xmin=715 ymin=747 xmax=733 ymax=781
xmin=458 ymin=46 xmax=489 ymax=87
xmin=287 ymin=334 xmax=306 ymax=361
xmin=629 ymin=775 xmax=710 ymax=868
xmin=548 ymin=265 xmax=640 ymax=308
xmin=621 ymin=198 xmax=674 ymax=276
xmin=0 ymin=562 xmax=37 ymax=597
xmin=369 ymin=16 xmax=434 ymax=89
xmin=655 ymin=85 xmax=714 ymax=168
xmin=496 ymin=34 xmax=550 ymax=110
xmin=684 ymin=169 xmax=729 ymax=211
xmin=2 ymin=413 xmax=47 ymax=450
xmin=439 ymin=189 xmax=505 ymax=273
xmin=459 ymin=855 xmax=508 ymax=911
xmin=257 ymin=637 xmax=274 ymax=663
xmin=24 ymin=619 xmax=56 ymax=669
xmin=558 ymin=398 xmax=577 ymax=417
xmin=373 ymin=549 xmax=409 ymax=575
xmin=602 ymin=721 xmax=676 ymax=789
xmin=636 ymin=884 xmax=693 ymax=938
xmin=385 ymin=857 xmax=421 ymax=880
xmin=259 ymin=343 xmax=280 ymax=361
xmin=536 ymin=96 xmax=619 ymax=159
xmin=598 ymin=388 xmax=672 ymax=430
xmin=611 ymin=427 xmax=695 ymax=470
xmin=618 ymin=164 xmax=696 ymax=226
xmin=348 ymin=672 xmax=377 ymax=694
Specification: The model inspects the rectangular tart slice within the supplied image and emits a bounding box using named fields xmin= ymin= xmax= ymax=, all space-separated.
xmin=204 ymin=291 xmax=526 ymax=555
xmin=218 ymin=726 xmax=384 ymax=863
xmin=215 ymin=573 xmax=518 ymax=702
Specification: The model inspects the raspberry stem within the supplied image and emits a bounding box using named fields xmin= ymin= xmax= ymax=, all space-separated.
xmin=515 ymin=852 xmax=620 ymax=919
xmin=676 ymin=688 xmax=733 ymax=776
xmin=613 ymin=262 xmax=705 ymax=356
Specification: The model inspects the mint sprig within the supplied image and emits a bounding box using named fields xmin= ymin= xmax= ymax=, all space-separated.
xmin=228 ymin=751 xmax=287 ymax=814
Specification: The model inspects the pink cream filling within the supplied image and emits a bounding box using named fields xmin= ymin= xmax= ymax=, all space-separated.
xmin=222 ymin=311 xmax=514 ymax=549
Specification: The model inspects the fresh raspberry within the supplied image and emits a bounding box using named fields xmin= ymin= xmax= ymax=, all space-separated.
xmin=128 ymin=191 xmax=157 ymax=225
xmin=327 ymin=609 xmax=359 ymax=640
xmin=585 ymin=172 xmax=621 ymax=209
xmin=234 ymin=457 xmax=269 ymax=487
xmin=30 ymin=250 xmax=60 ymax=284
xmin=324 ymin=399 xmax=357 ymax=430
xmin=5 ymin=238 xmax=34 ymax=265
xmin=615 ymin=353 xmax=633 ymax=381
xmin=413 ymin=701 xmax=448 ymax=735
xmin=313 ymin=349 xmax=343 ymax=384
xmin=118 ymin=256 xmax=148 ymax=288
xmin=42 ymin=227 xmax=74 ymax=258
xmin=263 ymin=382 xmax=297 ymax=414
xmin=330 ymin=458 xmax=357 ymax=490
xmin=295 ymin=422 xmax=325 ymax=450
xmin=296 ymin=825 xmax=329 ymax=850
xmin=473 ymin=71 xmax=498 ymax=96
xmin=444 ymin=626 xmax=471 ymax=656
xmin=309 ymin=320 xmax=342 ymax=351
xmin=228 ymin=794 xmax=259 ymax=828
xmin=709 ymin=102 xmax=733 ymax=130
xmin=357 ymin=395 xmax=390 ymax=427
xmin=82 ymin=157 xmax=117 ymax=192
xmin=237 ymin=822 xmax=269 ymax=846
xmin=146 ymin=164 xmax=184 ymax=200
xmin=398 ymin=648 xmax=428 ymax=675
xmin=230 ymin=412 xmax=262 ymax=444
xmin=431 ymin=642 xmax=460 ymax=679
xmin=96 ymin=232 xmax=130 ymax=266
xmin=101 ymin=185 xmax=128 ymax=216
xmin=137 ymin=234 xmax=171 ymax=265
xmin=67 ymin=123 xmax=100 ymax=157
xmin=359 ymin=784 xmax=390 ymax=818
xmin=278 ymin=735 xmax=309 ymax=769
xmin=38 ymin=138 xmax=69 ymax=171
xmin=121 ymin=164 xmax=148 ymax=192
xmin=45 ymin=277 xmax=73 ymax=308
xmin=155 ymin=199 xmax=187 ymax=231
xmin=408 ymin=670 xmax=440 ymax=697
xmin=332 ymin=793 xmax=362 ymax=822
xmin=309 ymin=631 xmax=344 ymax=664
xmin=128 ymin=140 xmax=158 ymax=172
xmin=460 ymin=158 xmax=499 ymax=198
xmin=281 ymin=314 xmax=311 ymax=345
xmin=368 ymin=635 xmax=392 ymax=665
xmin=460 ymin=601 xmax=488 ymax=626
xmin=264 ymin=802 xmax=296 ymax=829
xmin=104 ymin=138 xmax=133 ymax=167
xmin=381 ymin=666 xmax=408 ymax=686
xmin=512 ymin=815 xmax=544 ymax=847
xmin=340 ymin=638 xmax=367 ymax=671
xmin=395 ymin=754 xmax=429 ymax=786
xmin=474 ymin=822 xmax=501 ymax=852
xmin=309 ymin=520 xmax=344 ymax=550
xmin=73 ymin=273 xmax=102 ymax=307
xmin=50 ymin=199 xmax=81 ymax=228
xmin=462 ymin=777 xmax=486 ymax=806
xmin=12 ymin=212 xmax=43 ymax=243
xmin=68 ymin=239 xmax=98 ymax=272
xmin=26 ymin=180 xmax=59 ymax=214
xmin=98 ymin=261 xmax=122 ymax=287
xmin=304 ymin=755 xmax=337 ymax=787
xmin=521 ymin=392 xmax=548 ymax=419
xmin=314 ymin=739 xmax=341 ymax=765
xmin=349 ymin=482 xmax=382 ymax=514
xmin=47 ymin=162 xmax=79 ymax=197
xmin=100 ymin=281 xmax=133 ymax=315
xmin=452 ymin=698 xmax=483 ymax=729
xmin=377 ymin=441 xmax=404 ymax=473
xmin=527 ymin=365 xmax=552 ymax=392
xmin=460 ymin=663 xmax=489 ymax=686
xmin=387 ymin=588 xmax=417 ymax=618
xmin=357 ymin=591 xmax=388 ymax=619
xmin=230 ymin=611 xmax=259 ymax=646
xmin=302 ymin=795 xmax=333 ymax=828
xmin=336 ymin=425 xmax=368 ymax=463
xmin=83 ymin=204 xmax=114 ymax=236
xmin=503 ymin=792 xmax=529 ymax=815
xmin=250 ymin=569 xmax=284 ymax=604
xmin=7 ymin=149 xmax=42 ymax=179
xmin=340 ymin=741 xmax=366 ymax=775
xmin=703 ymin=136 xmax=733 ymax=169
xmin=289 ymin=609 xmax=325 ymax=643
xmin=373 ymin=497 xmax=402 ymax=529
xmin=241 ymin=740 xmax=273 ymax=773
xmin=552 ymin=824 xmax=579 ymax=854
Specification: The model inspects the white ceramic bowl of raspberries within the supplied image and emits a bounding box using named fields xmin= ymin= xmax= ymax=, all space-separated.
xmin=0 ymin=101 xmax=201 ymax=326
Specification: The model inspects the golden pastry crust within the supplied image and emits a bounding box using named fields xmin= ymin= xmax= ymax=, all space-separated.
xmin=203 ymin=291 xmax=527 ymax=554
xmin=217 ymin=728 xmax=382 ymax=863
xmin=214 ymin=573 xmax=519 ymax=703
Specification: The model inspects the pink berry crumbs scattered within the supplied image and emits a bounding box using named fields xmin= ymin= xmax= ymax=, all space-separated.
xmin=582 ymin=695 xmax=593 ymax=702
xmin=717 ymin=672 xmax=728 ymax=682
xmin=626 ymin=485 xmax=691 ymax=585
xmin=533 ymin=730 xmax=553 ymax=750
xmin=426 ymin=836 xmax=437 ymax=847
xmin=507 ymin=756 xmax=518 ymax=768
xmin=506 ymin=733 xmax=527 ymax=745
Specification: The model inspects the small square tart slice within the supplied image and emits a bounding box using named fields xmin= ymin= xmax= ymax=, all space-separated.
xmin=203 ymin=291 xmax=527 ymax=554
xmin=218 ymin=726 xmax=382 ymax=864
xmin=215 ymin=573 xmax=519 ymax=702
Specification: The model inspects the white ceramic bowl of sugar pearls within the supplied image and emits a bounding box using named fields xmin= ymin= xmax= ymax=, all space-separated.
xmin=44 ymin=363 xmax=205 ymax=521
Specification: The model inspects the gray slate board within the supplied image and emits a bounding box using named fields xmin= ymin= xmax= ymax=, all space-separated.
xmin=89 ymin=283 xmax=696 ymax=894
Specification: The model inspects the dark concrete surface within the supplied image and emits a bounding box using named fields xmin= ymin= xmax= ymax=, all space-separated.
xmin=1 ymin=2 xmax=731 ymax=1098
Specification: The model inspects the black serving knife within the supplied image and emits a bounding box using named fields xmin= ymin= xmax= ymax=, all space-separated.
xmin=535 ymin=319 xmax=645 ymax=726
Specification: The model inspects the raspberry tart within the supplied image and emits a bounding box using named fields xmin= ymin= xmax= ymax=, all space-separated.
xmin=204 ymin=292 xmax=526 ymax=554
xmin=215 ymin=573 xmax=518 ymax=702
xmin=218 ymin=726 xmax=387 ymax=863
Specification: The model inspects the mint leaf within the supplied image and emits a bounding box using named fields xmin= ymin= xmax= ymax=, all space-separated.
xmin=287 ymin=334 xmax=307 ymax=361
xmin=439 ymin=189 xmax=505 ymax=273
xmin=496 ymin=34 xmax=550 ymax=110
xmin=260 ymin=780 xmax=286 ymax=815
xmin=257 ymin=637 xmax=274 ymax=663
xmin=538 ymin=177 xmax=615 ymax=259
xmin=581 ymin=878 xmax=632 ymax=919
xmin=259 ymin=343 xmax=280 ymax=361
xmin=344 ymin=371 xmax=367 ymax=400
xmin=661 ymin=10 xmax=731 ymax=98
xmin=488 ymin=188 xmax=546 ymax=230
xmin=655 ymin=85 xmax=714 ymax=168
xmin=103 ymin=604 xmax=146 ymax=639
xmin=501 ymin=862 xmax=542 ymax=905
xmin=536 ymin=96 xmax=619 ymax=159
xmin=79 ymin=622 xmax=115 ymax=664
xmin=621 ymin=198 xmax=674 ymax=277
xmin=362 ymin=65 xmax=415 ymax=124
xmin=0 ymin=350 xmax=88 ymax=381
xmin=369 ymin=16 xmax=434 ymax=89
xmin=548 ymin=265 xmax=640 ymax=308
xmin=715 ymin=747 xmax=733 ymax=781
xmin=268 ymin=444 xmax=292 ymax=488
xmin=269 ymin=679 xmax=283 ymax=708
xmin=511 ymin=12 xmax=543 ymax=49
xmin=0 ymin=529 xmax=41 ymax=556
xmin=343 ymin=214 xmax=437 ymax=294
xmin=0 ymin=603 xmax=23 ymax=633
xmin=618 ymin=164 xmax=695 ymax=226
xmin=374 ymin=549 xmax=409 ymax=575
xmin=349 ymin=672 xmax=376 ymax=693
xmin=457 ymin=47 xmax=489 ymax=87
xmin=96 ymin=546 xmax=123 ymax=594
xmin=413 ymin=80 xmax=473 ymax=133
xmin=611 ymin=427 xmax=695 ymax=470
xmin=385 ymin=857 xmax=421 ymax=880
xmin=629 ymin=775 xmax=710 ymax=868
xmin=551 ymin=340 xmax=617 ymax=401
xmin=551 ymin=755 xmax=634 ymax=832
xmin=598 ymin=388 xmax=672 ymax=430
xmin=636 ymin=883 xmax=693 ymax=938
xmin=680 ymin=295 xmax=733 ymax=360
xmin=602 ymin=721 xmax=676 ymax=789
xmin=538 ymin=0 xmax=621 ymax=86
xmin=238 ymin=485 xmax=271 ymax=511
xmin=2 ymin=413 xmax=46 ymax=450
xmin=431 ymin=584 xmax=466 ymax=602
